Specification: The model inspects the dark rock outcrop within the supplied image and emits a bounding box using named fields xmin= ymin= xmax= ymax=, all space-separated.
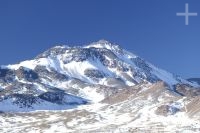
xmin=174 ymin=84 xmax=200 ymax=97
xmin=155 ymin=105 xmax=180 ymax=116
xmin=84 ymin=69 xmax=106 ymax=79
xmin=15 ymin=66 xmax=39 ymax=81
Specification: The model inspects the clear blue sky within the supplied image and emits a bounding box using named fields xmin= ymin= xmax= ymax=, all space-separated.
xmin=0 ymin=0 xmax=200 ymax=78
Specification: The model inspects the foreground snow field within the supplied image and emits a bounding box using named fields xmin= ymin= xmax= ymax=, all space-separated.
xmin=1 ymin=82 xmax=200 ymax=133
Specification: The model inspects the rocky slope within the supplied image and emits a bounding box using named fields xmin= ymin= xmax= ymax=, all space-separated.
xmin=0 ymin=40 xmax=200 ymax=132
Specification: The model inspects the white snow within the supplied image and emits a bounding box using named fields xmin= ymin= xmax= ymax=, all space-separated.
xmin=80 ymin=87 xmax=105 ymax=103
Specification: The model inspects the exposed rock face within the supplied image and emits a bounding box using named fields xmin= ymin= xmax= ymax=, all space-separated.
xmin=34 ymin=65 xmax=68 ymax=82
xmin=131 ymin=57 xmax=160 ymax=83
xmin=101 ymin=84 xmax=141 ymax=104
xmin=39 ymin=91 xmax=65 ymax=104
xmin=3 ymin=82 xmax=37 ymax=95
xmin=155 ymin=105 xmax=180 ymax=116
xmin=84 ymin=69 xmax=106 ymax=79
xmin=0 ymin=68 xmax=15 ymax=84
xmin=174 ymin=84 xmax=200 ymax=97
xmin=186 ymin=96 xmax=200 ymax=117
xmin=155 ymin=105 xmax=171 ymax=116
xmin=10 ymin=94 xmax=40 ymax=108
xmin=36 ymin=46 xmax=68 ymax=59
xmin=15 ymin=66 xmax=39 ymax=81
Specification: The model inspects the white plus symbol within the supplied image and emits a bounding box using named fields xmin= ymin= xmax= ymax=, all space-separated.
xmin=176 ymin=3 xmax=198 ymax=25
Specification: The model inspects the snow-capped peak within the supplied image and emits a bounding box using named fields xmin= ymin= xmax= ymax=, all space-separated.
xmin=85 ymin=40 xmax=123 ymax=54
xmin=85 ymin=39 xmax=114 ymax=49
xmin=85 ymin=40 xmax=137 ymax=59
xmin=3 ymin=40 xmax=198 ymax=88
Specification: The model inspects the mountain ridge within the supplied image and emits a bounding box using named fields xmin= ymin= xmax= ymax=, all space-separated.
xmin=1 ymin=40 xmax=200 ymax=132
xmin=0 ymin=40 xmax=199 ymax=112
xmin=4 ymin=40 xmax=196 ymax=87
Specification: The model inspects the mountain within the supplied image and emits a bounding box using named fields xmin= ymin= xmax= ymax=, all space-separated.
xmin=188 ymin=78 xmax=200 ymax=85
xmin=0 ymin=40 xmax=200 ymax=132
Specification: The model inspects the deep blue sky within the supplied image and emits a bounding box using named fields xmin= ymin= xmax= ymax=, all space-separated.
xmin=0 ymin=0 xmax=200 ymax=78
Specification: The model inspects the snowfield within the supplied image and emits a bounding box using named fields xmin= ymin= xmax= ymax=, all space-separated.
xmin=1 ymin=83 xmax=200 ymax=133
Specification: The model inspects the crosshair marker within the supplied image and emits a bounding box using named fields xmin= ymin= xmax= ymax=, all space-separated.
xmin=176 ymin=3 xmax=198 ymax=25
